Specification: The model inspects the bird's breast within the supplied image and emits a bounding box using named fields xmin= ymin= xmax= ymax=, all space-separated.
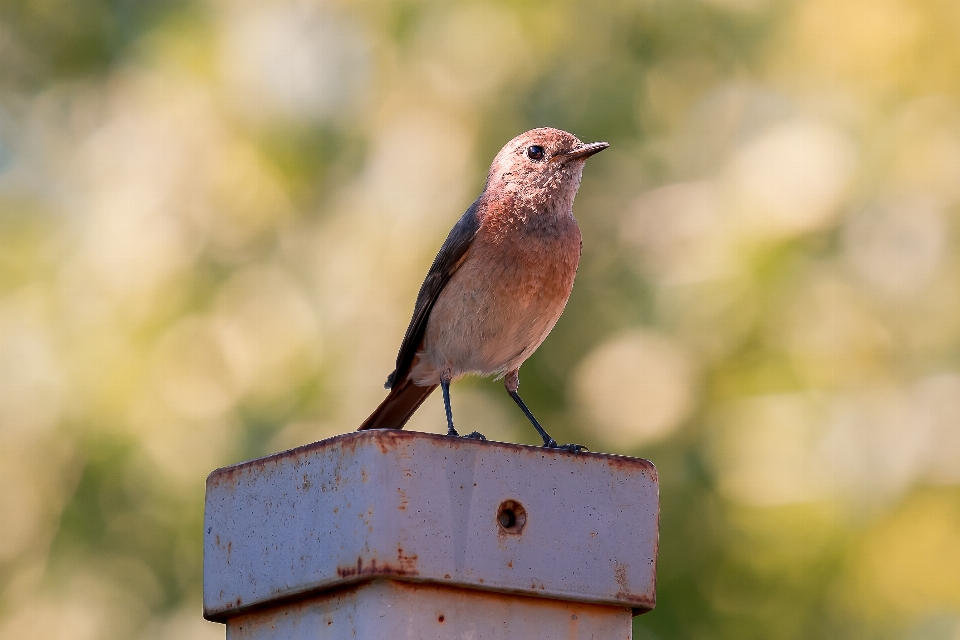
xmin=414 ymin=213 xmax=581 ymax=383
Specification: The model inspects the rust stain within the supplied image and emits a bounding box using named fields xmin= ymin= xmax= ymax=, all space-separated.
xmin=614 ymin=561 xmax=629 ymax=599
xmin=301 ymin=474 xmax=311 ymax=491
xmin=632 ymin=599 xmax=656 ymax=616
xmin=374 ymin=431 xmax=391 ymax=454
xmin=360 ymin=467 xmax=369 ymax=483
xmin=207 ymin=579 xmax=379 ymax=623
xmin=207 ymin=456 xmax=274 ymax=490
xmin=335 ymin=553 xmax=419 ymax=579
xmin=339 ymin=434 xmax=358 ymax=454
xmin=206 ymin=432 xmax=370 ymax=489
xmin=397 ymin=547 xmax=419 ymax=573
xmin=604 ymin=454 xmax=657 ymax=480
xmin=397 ymin=487 xmax=409 ymax=511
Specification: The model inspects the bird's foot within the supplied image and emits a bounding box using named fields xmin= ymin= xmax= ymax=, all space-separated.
xmin=542 ymin=439 xmax=588 ymax=454
xmin=446 ymin=428 xmax=487 ymax=441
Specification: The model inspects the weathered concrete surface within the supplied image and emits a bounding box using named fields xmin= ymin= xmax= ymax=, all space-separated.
xmin=204 ymin=430 xmax=658 ymax=622
xmin=226 ymin=579 xmax=633 ymax=640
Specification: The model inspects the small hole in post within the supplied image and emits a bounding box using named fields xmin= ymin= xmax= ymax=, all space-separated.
xmin=496 ymin=500 xmax=526 ymax=535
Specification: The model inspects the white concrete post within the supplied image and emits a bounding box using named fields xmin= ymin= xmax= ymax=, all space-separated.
xmin=203 ymin=430 xmax=659 ymax=639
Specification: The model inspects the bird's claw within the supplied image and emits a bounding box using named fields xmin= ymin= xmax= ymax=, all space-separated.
xmin=542 ymin=439 xmax=588 ymax=454
xmin=447 ymin=429 xmax=487 ymax=441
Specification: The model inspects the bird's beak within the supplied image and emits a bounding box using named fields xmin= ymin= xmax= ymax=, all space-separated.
xmin=553 ymin=141 xmax=610 ymax=162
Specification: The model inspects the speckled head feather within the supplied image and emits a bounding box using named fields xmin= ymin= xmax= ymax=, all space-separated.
xmin=485 ymin=127 xmax=609 ymax=213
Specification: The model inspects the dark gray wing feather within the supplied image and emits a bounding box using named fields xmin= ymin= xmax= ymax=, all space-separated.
xmin=386 ymin=198 xmax=481 ymax=388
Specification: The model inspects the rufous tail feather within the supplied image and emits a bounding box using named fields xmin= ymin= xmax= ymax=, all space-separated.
xmin=357 ymin=378 xmax=437 ymax=431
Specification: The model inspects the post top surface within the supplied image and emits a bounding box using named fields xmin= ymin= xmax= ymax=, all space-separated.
xmin=206 ymin=429 xmax=656 ymax=486
xmin=203 ymin=430 xmax=659 ymax=620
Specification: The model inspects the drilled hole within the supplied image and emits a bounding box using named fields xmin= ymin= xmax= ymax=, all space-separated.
xmin=496 ymin=500 xmax=526 ymax=534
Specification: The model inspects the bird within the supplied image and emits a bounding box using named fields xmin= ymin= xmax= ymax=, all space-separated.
xmin=358 ymin=127 xmax=608 ymax=451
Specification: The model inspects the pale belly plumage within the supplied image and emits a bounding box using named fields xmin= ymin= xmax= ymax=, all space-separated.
xmin=410 ymin=214 xmax=581 ymax=386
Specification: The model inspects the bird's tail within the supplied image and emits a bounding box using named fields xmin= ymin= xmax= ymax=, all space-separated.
xmin=357 ymin=377 xmax=437 ymax=431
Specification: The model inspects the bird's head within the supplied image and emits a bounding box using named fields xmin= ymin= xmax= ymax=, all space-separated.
xmin=485 ymin=127 xmax=608 ymax=212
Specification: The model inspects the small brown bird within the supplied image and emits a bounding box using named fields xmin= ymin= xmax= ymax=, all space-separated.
xmin=358 ymin=127 xmax=608 ymax=451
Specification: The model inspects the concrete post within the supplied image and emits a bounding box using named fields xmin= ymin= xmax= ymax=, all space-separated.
xmin=203 ymin=430 xmax=659 ymax=639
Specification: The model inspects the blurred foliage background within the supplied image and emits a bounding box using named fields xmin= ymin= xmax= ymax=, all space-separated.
xmin=1 ymin=0 xmax=960 ymax=638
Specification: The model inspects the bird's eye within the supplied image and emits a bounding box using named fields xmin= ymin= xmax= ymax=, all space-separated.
xmin=527 ymin=145 xmax=544 ymax=161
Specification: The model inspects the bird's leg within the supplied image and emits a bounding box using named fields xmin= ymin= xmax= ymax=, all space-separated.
xmin=504 ymin=370 xmax=587 ymax=453
xmin=441 ymin=367 xmax=486 ymax=441
xmin=440 ymin=368 xmax=458 ymax=436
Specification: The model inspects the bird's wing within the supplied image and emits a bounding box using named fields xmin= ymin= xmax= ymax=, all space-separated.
xmin=387 ymin=199 xmax=481 ymax=388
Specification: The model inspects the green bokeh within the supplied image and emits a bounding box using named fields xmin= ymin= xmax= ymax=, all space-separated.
xmin=1 ymin=1 xmax=959 ymax=639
